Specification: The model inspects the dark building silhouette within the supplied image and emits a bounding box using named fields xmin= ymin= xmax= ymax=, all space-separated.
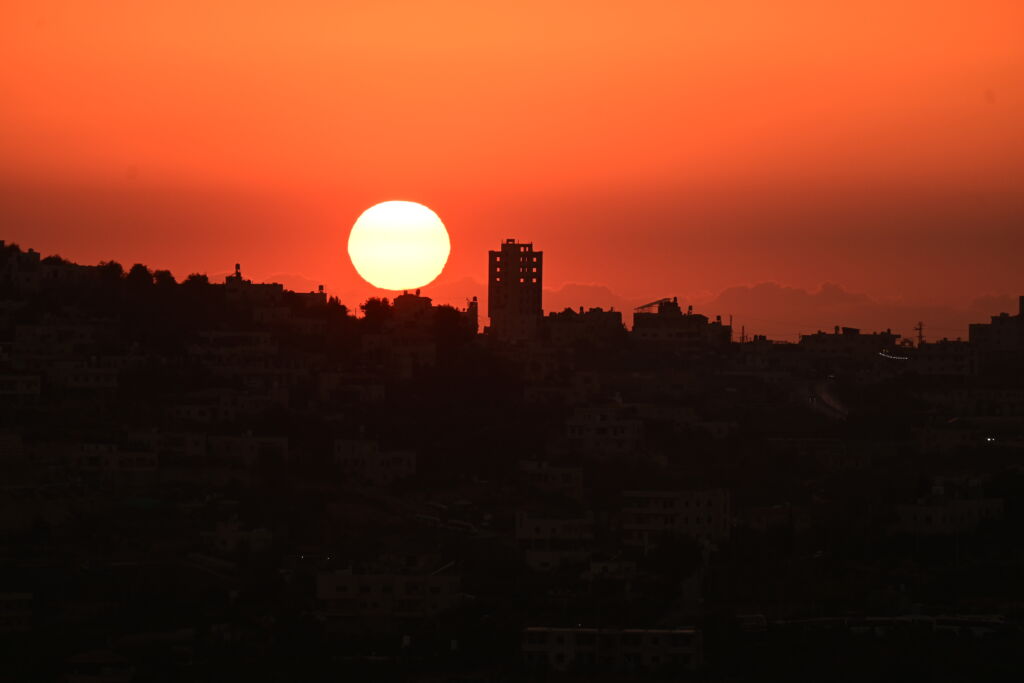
xmin=488 ymin=238 xmax=543 ymax=341
xmin=547 ymin=306 xmax=625 ymax=347
xmin=224 ymin=262 xmax=285 ymax=305
xmin=969 ymin=295 xmax=1024 ymax=374
xmin=799 ymin=325 xmax=900 ymax=360
xmin=631 ymin=297 xmax=731 ymax=349
xmin=523 ymin=626 xmax=703 ymax=672
xmin=911 ymin=338 xmax=975 ymax=377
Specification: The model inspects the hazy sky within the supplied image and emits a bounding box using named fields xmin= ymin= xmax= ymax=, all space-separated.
xmin=2 ymin=1 xmax=1022 ymax=336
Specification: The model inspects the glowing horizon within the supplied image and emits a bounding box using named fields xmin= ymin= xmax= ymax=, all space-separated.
xmin=1 ymin=1 xmax=1021 ymax=326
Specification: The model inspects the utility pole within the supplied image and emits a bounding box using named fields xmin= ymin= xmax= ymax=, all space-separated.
xmin=914 ymin=321 xmax=925 ymax=347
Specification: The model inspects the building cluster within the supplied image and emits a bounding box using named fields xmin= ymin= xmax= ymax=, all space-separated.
xmin=1 ymin=236 xmax=1022 ymax=680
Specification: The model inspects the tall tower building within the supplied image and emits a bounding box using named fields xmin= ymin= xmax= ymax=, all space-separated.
xmin=488 ymin=238 xmax=543 ymax=341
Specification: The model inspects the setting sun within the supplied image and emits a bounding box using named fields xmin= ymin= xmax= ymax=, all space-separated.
xmin=347 ymin=201 xmax=451 ymax=291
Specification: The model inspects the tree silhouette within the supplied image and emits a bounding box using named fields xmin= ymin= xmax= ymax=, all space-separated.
xmin=153 ymin=269 xmax=176 ymax=287
xmin=97 ymin=260 xmax=124 ymax=282
xmin=126 ymin=263 xmax=154 ymax=287
xmin=359 ymin=297 xmax=393 ymax=331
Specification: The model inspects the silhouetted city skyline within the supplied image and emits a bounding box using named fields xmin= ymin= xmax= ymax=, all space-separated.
xmin=3 ymin=2 xmax=1023 ymax=680
xmin=3 ymin=233 xmax=1023 ymax=679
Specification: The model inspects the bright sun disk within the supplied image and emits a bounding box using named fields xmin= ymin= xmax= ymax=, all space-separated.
xmin=347 ymin=201 xmax=451 ymax=291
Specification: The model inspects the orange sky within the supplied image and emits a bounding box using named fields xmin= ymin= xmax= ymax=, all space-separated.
xmin=2 ymin=1 xmax=1023 ymax=337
